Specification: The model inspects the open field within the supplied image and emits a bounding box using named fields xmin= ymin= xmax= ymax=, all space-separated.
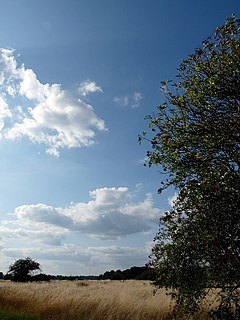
xmin=0 ymin=280 xmax=215 ymax=319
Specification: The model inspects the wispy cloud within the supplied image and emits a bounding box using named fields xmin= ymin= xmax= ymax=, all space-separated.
xmin=113 ymin=92 xmax=143 ymax=108
xmin=78 ymin=79 xmax=103 ymax=96
xmin=0 ymin=48 xmax=107 ymax=156
xmin=132 ymin=91 xmax=143 ymax=108
xmin=113 ymin=96 xmax=129 ymax=107
xmin=137 ymin=157 xmax=149 ymax=167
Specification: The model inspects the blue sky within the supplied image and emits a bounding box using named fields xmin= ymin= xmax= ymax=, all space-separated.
xmin=0 ymin=0 xmax=238 ymax=275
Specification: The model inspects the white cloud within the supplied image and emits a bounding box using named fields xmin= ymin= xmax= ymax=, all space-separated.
xmin=0 ymin=48 xmax=107 ymax=156
xmin=122 ymin=193 xmax=160 ymax=223
xmin=15 ymin=204 xmax=74 ymax=229
xmin=78 ymin=80 xmax=103 ymax=96
xmin=113 ymin=92 xmax=143 ymax=108
xmin=13 ymin=187 xmax=161 ymax=240
xmin=132 ymin=91 xmax=143 ymax=108
xmin=113 ymin=96 xmax=129 ymax=107
xmin=0 ymin=220 xmax=67 ymax=246
xmin=168 ymin=193 xmax=178 ymax=207
xmin=0 ymin=96 xmax=12 ymax=132
xmin=65 ymin=187 xmax=160 ymax=239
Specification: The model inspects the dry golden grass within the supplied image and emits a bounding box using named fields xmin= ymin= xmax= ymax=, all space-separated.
xmin=0 ymin=280 xmax=214 ymax=319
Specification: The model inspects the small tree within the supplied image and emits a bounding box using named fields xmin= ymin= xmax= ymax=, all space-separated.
xmin=7 ymin=257 xmax=41 ymax=282
xmin=140 ymin=16 xmax=240 ymax=317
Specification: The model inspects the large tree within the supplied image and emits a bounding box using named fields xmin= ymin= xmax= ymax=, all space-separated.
xmin=7 ymin=257 xmax=41 ymax=282
xmin=140 ymin=16 xmax=240 ymax=317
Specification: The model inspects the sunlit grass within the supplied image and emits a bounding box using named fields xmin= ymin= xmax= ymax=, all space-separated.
xmin=0 ymin=280 xmax=214 ymax=319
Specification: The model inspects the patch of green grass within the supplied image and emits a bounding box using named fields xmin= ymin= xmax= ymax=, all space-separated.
xmin=0 ymin=310 xmax=38 ymax=320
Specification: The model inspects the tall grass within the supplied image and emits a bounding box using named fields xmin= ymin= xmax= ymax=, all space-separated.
xmin=0 ymin=280 xmax=213 ymax=319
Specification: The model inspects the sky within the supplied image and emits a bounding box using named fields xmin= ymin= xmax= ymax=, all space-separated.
xmin=0 ymin=0 xmax=238 ymax=276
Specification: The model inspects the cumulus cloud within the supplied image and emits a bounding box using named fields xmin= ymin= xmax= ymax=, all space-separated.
xmin=15 ymin=204 xmax=74 ymax=229
xmin=13 ymin=187 xmax=160 ymax=240
xmin=0 ymin=186 xmax=162 ymax=274
xmin=78 ymin=80 xmax=103 ymax=96
xmin=0 ymin=48 xmax=106 ymax=156
xmin=113 ymin=92 xmax=143 ymax=108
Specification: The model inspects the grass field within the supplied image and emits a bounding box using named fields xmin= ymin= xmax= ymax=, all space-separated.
xmin=0 ymin=280 xmax=215 ymax=319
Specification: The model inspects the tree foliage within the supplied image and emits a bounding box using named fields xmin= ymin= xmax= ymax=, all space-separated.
xmin=140 ymin=16 xmax=240 ymax=317
xmin=140 ymin=16 xmax=239 ymax=192
xmin=7 ymin=257 xmax=41 ymax=282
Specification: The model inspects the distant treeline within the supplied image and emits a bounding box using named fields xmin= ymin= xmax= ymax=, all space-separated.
xmin=3 ymin=273 xmax=98 ymax=281
xmin=99 ymin=265 xmax=156 ymax=281
xmin=1 ymin=265 xmax=156 ymax=282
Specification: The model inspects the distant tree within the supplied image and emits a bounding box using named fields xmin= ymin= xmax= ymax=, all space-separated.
xmin=140 ymin=16 xmax=240 ymax=317
xmin=31 ymin=273 xmax=51 ymax=282
xmin=7 ymin=257 xmax=41 ymax=282
xmin=111 ymin=270 xmax=123 ymax=280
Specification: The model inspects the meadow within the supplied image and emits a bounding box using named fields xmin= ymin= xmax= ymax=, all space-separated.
xmin=0 ymin=280 xmax=216 ymax=319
